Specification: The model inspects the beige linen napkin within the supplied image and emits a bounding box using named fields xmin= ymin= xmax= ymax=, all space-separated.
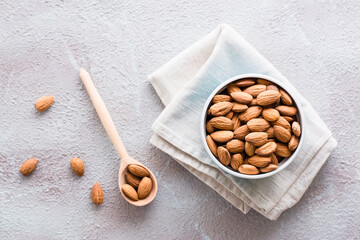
xmin=148 ymin=24 xmax=337 ymax=220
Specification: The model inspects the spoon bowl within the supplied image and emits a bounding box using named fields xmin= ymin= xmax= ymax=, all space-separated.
xmin=80 ymin=68 xmax=158 ymax=206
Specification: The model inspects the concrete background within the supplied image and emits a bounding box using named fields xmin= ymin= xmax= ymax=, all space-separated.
xmin=0 ymin=1 xmax=359 ymax=239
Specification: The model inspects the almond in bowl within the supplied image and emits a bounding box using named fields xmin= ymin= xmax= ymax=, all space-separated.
xmin=201 ymin=74 xmax=304 ymax=179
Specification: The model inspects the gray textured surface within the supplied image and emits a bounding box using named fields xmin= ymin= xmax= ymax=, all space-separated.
xmin=0 ymin=1 xmax=359 ymax=239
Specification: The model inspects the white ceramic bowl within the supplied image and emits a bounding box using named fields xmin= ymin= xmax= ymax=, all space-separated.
xmin=200 ymin=74 xmax=305 ymax=179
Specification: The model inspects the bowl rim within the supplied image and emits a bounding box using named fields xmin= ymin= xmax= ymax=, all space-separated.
xmin=200 ymin=73 xmax=305 ymax=179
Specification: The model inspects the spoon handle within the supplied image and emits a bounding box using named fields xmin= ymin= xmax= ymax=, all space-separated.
xmin=79 ymin=68 xmax=129 ymax=160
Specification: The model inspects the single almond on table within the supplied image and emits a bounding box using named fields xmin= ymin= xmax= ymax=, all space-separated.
xmin=230 ymin=92 xmax=253 ymax=105
xmin=275 ymin=143 xmax=292 ymax=157
xmin=206 ymin=121 xmax=215 ymax=133
xmin=233 ymin=125 xmax=250 ymax=140
xmin=70 ymin=157 xmax=85 ymax=176
xmin=238 ymin=164 xmax=260 ymax=175
xmin=225 ymin=111 xmax=234 ymax=119
xmin=217 ymin=146 xmax=231 ymax=166
xmin=260 ymin=164 xmax=278 ymax=173
xmin=248 ymin=155 xmax=271 ymax=167
xmin=235 ymin=79 xmax=255 ymax=87
xmin=245 ymin=132 xmax=268 ymax=147
xmin=226 ymin=139 xmax=245 ymax=153
xmin=210 ymin=131 xmax=234 ymax=143
xmin=262 ymin=108 xmax=280 ymax=122
xmin=247 ymin=118 xmax=270 ymax=132
xmin=255 ymin=142 xmax=277 ymax=156
xmin=270 ymin=153 xmax=278 ymax=165
xmin=213 ymin=94 xmax=231 ymax=104
xmin=274 ymin=125 xmax=292 ymax=143
xmin=243 ymin=84 xmax=266 ymax=97
xmin=121 ymin=184 xmax=138 ymax=201
xmin=256 ymin=90 xmax=281 ymax=106
xmin=239 ymin=106 xmax=262 ymax=122
xmin=267 ymin=85 xmax=279 ymax=92
xmin=231 ymin=154 xmax=243 ymax=170
xmin=245 ymin=141 xmax=255 ymax=156
xmin=209 ymin=117 xmax=234 ymax=130
xmin=35 ymin=95 xmax=55 ymax=112
xmin=231 ymin=113 xmax=241 ymax=130
xmin=275 ymin=105 xmax=297 ymax=116
xmin=279 ymin=89 xmax=293 ymax=106
xmin=20 ymin=158 xmax=38 ymax=176
xmin=288 ymin=135 xmax=299 ymax=151
xmin=91 ymin=182 xmax=104 ymax=205
xmin=128 ymin=164 xmax=150 ymax=178
xmin=227 ymin=83 xmax=242 ymax=94
xmin=210 ymin=102 xmax=233 ymax=116
xmin=125 ymin=172 xmax=141 ymax=189
xmin=138 ymin=177 xmax=153 ymax=199
xmin=232 ymin=102 xmax=248 ymax=113
xmin=292 ymin=121 xmax=301 ymax=137
xmin=266 ymin=127 xmax=275 ymax=138
xmin=272 ymin=116 xmax=291 ymax=132
xmin=206 ymin=135 xmax=218 ymax=157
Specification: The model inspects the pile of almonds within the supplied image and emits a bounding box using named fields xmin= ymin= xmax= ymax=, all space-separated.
xmin=122 ymin=165 xmax=153 ymax=201
xmin=205 ymin=78 xmax=301 ymax=175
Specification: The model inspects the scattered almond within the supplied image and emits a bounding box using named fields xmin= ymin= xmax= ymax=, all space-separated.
xmin=91 ymin=182 xmax=104 ymax=205
xmin=70 ymin=157 xmax=85 ymax=176
xmin=20 ymin=158 xmax=38 ymax=176
xmin=35 ymin=95 xmax=55 ymax=112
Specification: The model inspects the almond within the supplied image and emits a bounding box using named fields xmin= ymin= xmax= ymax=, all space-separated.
xmin=225 ymin=111 xmax=234 ymax=119
xmin=270 ymin=153 xmax=278 ymax=165
xmin=235 ymin=79 xmax=256 ymax=87
xmin=248 ymin=155 xmax=271 ymax=167
xmin=212 ymin=94 xmax=231 ymax=104
xmin=19 ymin=158 xmax=38 ymax=176
xmin=243 ymin=157 xmax=249 ymax=164
xmin=275 ymin=143 xmax=292 ymax=157
xmin=279 ymin=89 xmax=293 ymax=105
xmin=231 ymin=113 xmax=241 ymax=130
xmin=275 ymin=105 xmax=298 ymax=116
xmin=35 ymin=95 xmax=55 ymax=112
xmin=243 ymin=84 xmax=266 ymax=97
xmin=227 ymin=83 xmax=242 ymax=94
xmin=210 ymin=102 xmax=233 ymax=116
xmin=91 ymin=182 xmax=104 ymax=204
xmin=247 ymin=118 xmax=270 ymax=132
xmin=230 ymin=92 xmax=253 ymax=104
xmin=257 ymin=79 xmax=272 ymax=85
xmin=121 ymin=184 xmax=138 ymax=201
xmin=255 ymin=142 xmax=277 ymax=156
xmin=274 ymin=125 xmax=292 ymax=143
xmin=138 ymin=177 xmax=152 ymax=199
xmin=262 ymin=108 xmax=280 ymax=122
xmin=230 ymin=154 xmax=243 ymax=170
xmin=217 ymin=147 xmax=231 ymax=166
xmin=238 ymin=164 xmax=260 ymax=175
xmin=250 ymin=99 xmax=257 ymax=106
xmin=266 ymin=85 xmax=279 ymax=92
xmin=70 ymin=157 xmax=85 ymax=176
xmin=239 ymin=106 xmax=262 ymax=122
xmin=206 ymin=135 xmax=218 ymax=157
xmin=256 ymin=90 xmax=281 ymax=106
xmin=288 ymin=135 xmax=299 ymax=151
xmin=272 ymin=116 xmax=291 ymax=132
xmin=125 ymin=172 xmax=141 ymax=189
xmin=292 ymin=121 xmax=301 ymax=137
xmin=245 ymin=132 xmax=268 ymax=146
xmin=226 ymin=139 xmax=245 ymax=153
xmin=233 ymin=125 xmax=250 ymax=140
xmin=260 ymin=164 xmax=278 ymax=173
xmin=232 ymin=102 xmax=248 ymax=112
xmin=128 ymin=164 xmax=150 ymax=178
xmin=283 ymin=116 xmax=294 ymax=123
xmin=210 ymin=131 xmax=234 ymax=143
xmin=266 ymin=127 xmax=275 ymax=138
xmin=245 ymin=141 xmax=255 ymax=156
xmin=209 ymin=117 xmax=234 ymax=130
xmin=206 ymin=121 xmax=215 ymax=133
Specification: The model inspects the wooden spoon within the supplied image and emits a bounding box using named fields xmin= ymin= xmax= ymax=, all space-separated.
xmin=79 ymin=68 xmax=157 ymax=206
